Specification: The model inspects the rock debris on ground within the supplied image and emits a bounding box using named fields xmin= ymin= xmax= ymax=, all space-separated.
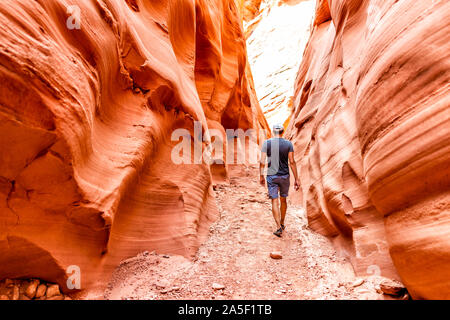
xmin=104 ymin=166 xmax=408 ymax=300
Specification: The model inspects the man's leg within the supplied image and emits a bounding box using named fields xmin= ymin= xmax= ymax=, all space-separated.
xmin=278 ymin=175 xmax=290 ymax=229
xmin=271 ymin=198 xmax=282 ymax=229
xmin=267 ymin=176 xmax=282 ymax=230
xmin=280 ymin=197 xmax=287 ymax=226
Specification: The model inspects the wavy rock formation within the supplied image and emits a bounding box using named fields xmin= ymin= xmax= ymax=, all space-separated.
xmin=286 ymin=0 xmax=450 ymax=299
xmin=245 ymin=0 xmax=316 ymax=127
xmin=0 ymin=0 xmax=269 ymax=292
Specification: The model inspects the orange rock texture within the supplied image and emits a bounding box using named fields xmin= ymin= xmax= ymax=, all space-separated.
xmin=0 ymin=0 xmax=269 ymax=292
xmin=285 ymin=0 xmax=450 ymax=299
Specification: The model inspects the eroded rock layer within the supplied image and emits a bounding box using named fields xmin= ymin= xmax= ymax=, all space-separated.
xmin=0 ymin=0 xmax=269 ymax=292
xmin=285 ymin=0 xmax=450 ymax=299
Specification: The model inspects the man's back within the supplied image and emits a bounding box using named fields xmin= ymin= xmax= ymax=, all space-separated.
xmin=261 ymin=138 xmax=293 ymax=176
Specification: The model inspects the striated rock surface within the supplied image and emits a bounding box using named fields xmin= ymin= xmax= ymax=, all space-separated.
xmin=0 ymin=0 xmax=268 ymax=292
xmin=246 ymin=0 xmax=316 ymax=127
xmin=285 ymin=0 xmax=450 ymax=299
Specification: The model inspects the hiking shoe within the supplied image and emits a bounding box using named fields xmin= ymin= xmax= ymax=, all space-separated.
xmin=281 ymin=224 xmax=285 ymax=230
xmin=273 ymin=228 xmax=283 ymax=237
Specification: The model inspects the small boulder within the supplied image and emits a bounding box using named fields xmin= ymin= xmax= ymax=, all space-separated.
xmin=380 ymin=279 xmax=406 ymax=297
xmin=350 ymin=278 xmax=365 ymax=288
xmin=46 ymin=284 xmax=61 ymax=298
xmin=12 ymin=285 xmax=20 ymax=300
xmin=212 ymin=283 xmax=225 ymax=290
xmin=270 ymin=252 xmax=282 ymax=259
xmin=25 ymin=279 xmax=40 ymax=299
xmin=35 ymin=284 xmax=47 ymax=298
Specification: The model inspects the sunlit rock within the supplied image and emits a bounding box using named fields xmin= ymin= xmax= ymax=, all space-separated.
xmin=286 ymin=0 xmax=450 ymax=299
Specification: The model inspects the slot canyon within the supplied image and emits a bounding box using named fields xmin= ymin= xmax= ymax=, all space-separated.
xmin=0 ymin=0 xmax=449 ymax=300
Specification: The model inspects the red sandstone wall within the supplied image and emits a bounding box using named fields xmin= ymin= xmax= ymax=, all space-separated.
xmin=0 ymin=0 xmax=269 ymax=292
xmin=286 ymin=0 xmax=450 ymax=299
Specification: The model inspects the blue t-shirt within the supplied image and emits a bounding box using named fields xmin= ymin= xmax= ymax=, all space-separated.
xmin=261 ymin=138 xmax=294 ymax=176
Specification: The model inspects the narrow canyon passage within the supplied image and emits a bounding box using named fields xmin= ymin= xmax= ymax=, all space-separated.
xmin=104 ymin=165 xmax=396 ymax=300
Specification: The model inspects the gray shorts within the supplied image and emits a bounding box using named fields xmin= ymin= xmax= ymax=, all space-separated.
xmin=266 ymin=174 xmax=290 ymax=199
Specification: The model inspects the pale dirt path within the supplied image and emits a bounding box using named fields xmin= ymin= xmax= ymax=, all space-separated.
xmin=104 ymin=165 xmax=390 ymax=300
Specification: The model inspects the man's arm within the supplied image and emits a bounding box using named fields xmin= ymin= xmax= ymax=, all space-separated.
xmin=259 ymin=151 xmax=266 ymax=186
xmin=288 ymin=151 xmax=300 ymax=190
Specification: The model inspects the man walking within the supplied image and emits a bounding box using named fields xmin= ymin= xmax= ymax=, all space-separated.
xmin=260 ymin=124 xmax=299 ymax=237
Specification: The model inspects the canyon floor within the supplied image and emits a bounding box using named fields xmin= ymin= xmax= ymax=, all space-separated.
xmin=103 ymin=165 xmax=397 ymax=300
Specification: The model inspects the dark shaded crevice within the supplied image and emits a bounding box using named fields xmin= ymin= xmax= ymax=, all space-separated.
xmin=314 ymin=0 xmax=332 ymax=26
xmin=5 ymin=180 xmax=19 ymax=227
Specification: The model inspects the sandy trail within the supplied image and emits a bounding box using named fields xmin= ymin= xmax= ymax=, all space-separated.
xmin=104 ymin=165 xmax=394 ymax=300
